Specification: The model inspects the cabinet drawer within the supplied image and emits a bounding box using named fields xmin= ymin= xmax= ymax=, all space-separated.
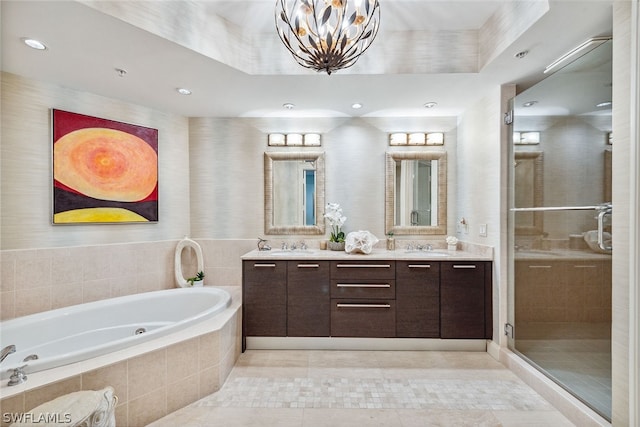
xmin=331 ymin=300 xmax=396 ymax=337
xmin=331 ymin=280 xmax=396 ymax=299
xmin=331 ymin=261 xmax=395 ymax=280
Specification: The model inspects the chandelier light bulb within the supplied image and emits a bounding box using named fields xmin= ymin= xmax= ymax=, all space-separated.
xmin=275 ymin=0 xmax=380 ymax=75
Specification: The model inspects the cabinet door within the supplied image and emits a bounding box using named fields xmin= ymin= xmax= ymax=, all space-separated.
xmin=396 ymin=261 xmax=440 ymax=338
xmin=440 ymin=261 xmax=486 ymax=339
xmin=287 ymin=261 xmax=330 ymax=337
xmin=242 ymin=261 xmax=287 ymax=337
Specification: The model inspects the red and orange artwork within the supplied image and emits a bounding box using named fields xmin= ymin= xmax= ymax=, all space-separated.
xmin=52 ymin=109 xmax=158 ymax=223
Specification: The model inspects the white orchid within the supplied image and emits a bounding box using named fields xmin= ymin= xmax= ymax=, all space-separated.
xmin=324 ymin=202 xmax=347 ymax=242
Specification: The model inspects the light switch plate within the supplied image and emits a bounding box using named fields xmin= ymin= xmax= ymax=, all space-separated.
xmin=479 ymin=224 xmax=487 ymax=237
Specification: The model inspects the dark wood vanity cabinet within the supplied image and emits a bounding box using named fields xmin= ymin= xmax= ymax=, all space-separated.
xmin=242 ymin=261 xmax=287 ymax=337
xmin=242 ymin=258 xmax=492 ymax=345
xmin=330 ymin=261 xmax=396 ymax=338
xmin=440 ymin=261 xmax=492 ymax=339
xmin=396 ymin=261 xmax=440 ymax=338
xmin=287 ymin=261 xmax=331 ymax=336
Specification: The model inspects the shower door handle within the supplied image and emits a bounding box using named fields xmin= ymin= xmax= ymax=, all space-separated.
xmin=597 ymin=208 xmax=612 ymax=251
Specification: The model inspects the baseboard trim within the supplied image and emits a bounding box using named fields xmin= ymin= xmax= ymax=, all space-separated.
xmin=246 ymin=337 xmax=487 ymax=351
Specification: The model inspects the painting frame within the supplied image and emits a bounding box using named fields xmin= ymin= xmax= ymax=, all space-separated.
xmin=51 ymin=109 xmax=159 ymax=224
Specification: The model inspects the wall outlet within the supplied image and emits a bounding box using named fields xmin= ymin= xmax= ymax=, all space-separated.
xmin=479 ymin=223 xmax=487 ymax=237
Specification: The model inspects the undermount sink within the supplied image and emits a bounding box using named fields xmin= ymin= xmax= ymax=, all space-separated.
xmin=404 ymin=250 xmax=450 ymax=257
xmin=266 ymin=250 xmax=316 ymax=256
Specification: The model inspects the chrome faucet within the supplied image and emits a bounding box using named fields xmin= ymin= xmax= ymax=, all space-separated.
xmin=1 ymin=345 xmax=16 ymax=363
xmin=257 ymin=237 xmax=271 ymax=251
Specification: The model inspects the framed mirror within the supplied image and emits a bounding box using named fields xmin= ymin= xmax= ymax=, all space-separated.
xmin=264 ymin=152 xmax=325 ymax=235
xmin=514 ymin=151 xmax=543 ymax=235
xmin=385 ymin=151 xmax=447 ymax=235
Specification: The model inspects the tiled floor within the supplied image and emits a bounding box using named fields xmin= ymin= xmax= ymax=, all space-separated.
xmin=515 ymin=322 xmax=611 ymax=420
xmin=148 ymin=350 xmax=575 ymax=426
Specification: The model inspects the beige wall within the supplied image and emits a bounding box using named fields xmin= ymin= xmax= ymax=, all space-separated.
xmin=189 ymin=116 xmax=459 ymax=241
xmin=457 ymin=86 xmax=505 ymax=341
xmin=0 ymin=72 xmax=191 ymax=250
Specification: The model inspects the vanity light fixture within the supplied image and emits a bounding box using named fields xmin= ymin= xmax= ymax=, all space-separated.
xmin=513 ymin=131 xmax=540 ymax=145
xmin=388 ymin=132 xmax=444 ymax=146
xmin=275 ymin=0 xmax=380 ymax=75
xmin=268 ymin=133 xmax=322 ymax=147
xmin=268 ymin=134 xmax=286 ymax=146
xmin=21 ymin=37 xmax=47 ymax=50
xmin=304 ymin=134 xmax=321 ymax=146
xmin=389 ymin=133 xmax=408 ymax=146
xmin=286 ymin=134 xmax=304 ymax=146
xmin=408 ymin=133 xmax=426 ymax=145
xmin=544 ymin=36 xmax=611 ymax=74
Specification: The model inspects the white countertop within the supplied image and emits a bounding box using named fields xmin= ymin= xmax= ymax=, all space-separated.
xmin=241 ymin=247 xmax=493 ymax=261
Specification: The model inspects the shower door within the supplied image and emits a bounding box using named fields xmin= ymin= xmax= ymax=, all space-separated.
xmin=507 ymin=39 xmax=613 ymax=420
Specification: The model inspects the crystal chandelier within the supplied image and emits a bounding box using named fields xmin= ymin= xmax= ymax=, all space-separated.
xmin=275 ymin=0 xmax=381 ymax=75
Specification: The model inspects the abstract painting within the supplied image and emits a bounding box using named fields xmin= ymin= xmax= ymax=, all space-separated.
xmin=52 ymin=109 xmax=158 ymax=224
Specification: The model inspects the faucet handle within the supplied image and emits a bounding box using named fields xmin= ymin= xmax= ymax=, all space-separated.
xmin=8 ymin=365 xmax=27 ymax=386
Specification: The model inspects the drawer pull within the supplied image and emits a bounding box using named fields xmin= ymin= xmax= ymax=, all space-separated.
xmin=336 ymin=264 xmax=391 ymax=268
xmin=408 ymin=264 xmax=431 ymax=268
xmin=253 ymin=263 xmax=276 ymax=268
xmin=336 ymin=283 xmax=391 ymax=288
xmin=528 ymin=265 xmax=552 ymax=269
xmin=297 ymin=264 xmax=320 ymax=268
xmin=453 ymin=265 xmax=477 ymax=269
xmin=336 ymin=303 xmax=391 ymax=309
xmin=574 ymin=265 xmax=597 ymax=268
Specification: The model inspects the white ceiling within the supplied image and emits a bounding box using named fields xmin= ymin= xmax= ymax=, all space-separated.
xmin=1 ymin=1 xmax=613 ymax=118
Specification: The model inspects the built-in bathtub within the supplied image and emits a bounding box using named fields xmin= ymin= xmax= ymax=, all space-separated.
xmin=0 ymin=287 xmax=231 ymax=379
xmin=0 ymin=286 xmax=241 ymax=426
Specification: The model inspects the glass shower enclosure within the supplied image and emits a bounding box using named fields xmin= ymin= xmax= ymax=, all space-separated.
xmin=507 ymin=39 xmax=613 ymax=420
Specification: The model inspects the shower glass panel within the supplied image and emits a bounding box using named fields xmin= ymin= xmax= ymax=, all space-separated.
xmin=508 ymin=40 xmax=612 ymax=420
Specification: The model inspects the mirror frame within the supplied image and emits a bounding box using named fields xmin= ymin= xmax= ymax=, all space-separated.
xmin=385 ymin=151 xmax=447 ymax=235
xmin=514 ymin=151 xmax=544 ymax=235
xmin=264 ymin=151 xmax=325 ymax=235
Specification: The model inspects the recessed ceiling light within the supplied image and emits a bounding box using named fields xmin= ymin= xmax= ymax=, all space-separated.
xmin=596 ymin=101 xmax=612 ymax=108
xmin=514 ymin=50 xmax=529 ymax=59
xmin=177 ymin=88 xmax=192 ymax=95
xmin=351 ymin=103 xmax=363 ymax=109
xmin=115 ymin=68 xmax=127 ymax=77
xmin=283 ymin=103 xmax=295 ymax=110
xmin=523 ymin=101 xmax=538 ymax=107
xmin=21 ymin=38 xmax=47 ymax=50
xmin=424 ymin=102 xmax=438 ymax=109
